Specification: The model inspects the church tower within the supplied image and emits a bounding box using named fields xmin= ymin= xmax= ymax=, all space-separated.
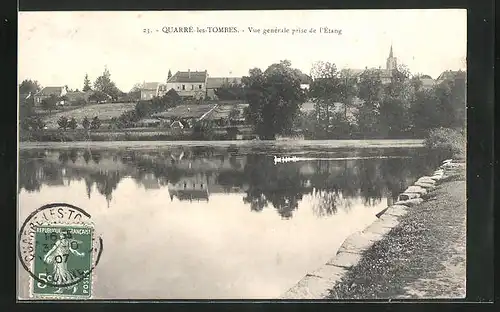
xmin=386 ymin=44 xmax=398 ymax=71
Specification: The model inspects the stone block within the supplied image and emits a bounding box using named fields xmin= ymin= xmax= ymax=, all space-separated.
xmin=378 ymin=213 xmax=400 ymax=226
xmin=327 ymin=251 xmax=362 ymax=269
xmin=414 ymin=181 xmax=436 ymax=189
xmin=385 ymin=205 xmax=409 ymax=217
xmin=280 ymin=275 xmax=331 ymax=299
xmin=404 ymin=185 xmax=427 ymax=195
xmin=362 ymin=220 xmax=393 ymax=236
xmin=395 ymin=198 xmax=424 ymax=207
xmin=337 ymin=232 xmax=377 ymax=254
xmin=398 ymin=192 xmax=420 ymax=201
xmin=311 ymin=264 xmax=348 ymax=280
xmin=417 ymin=177 xmax=437 ymax=184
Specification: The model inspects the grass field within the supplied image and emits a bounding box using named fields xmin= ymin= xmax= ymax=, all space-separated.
xmin=42 ymin=102 xmax=136 ymax=129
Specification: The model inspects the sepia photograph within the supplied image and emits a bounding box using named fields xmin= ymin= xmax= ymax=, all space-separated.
xmin=17 ymin=9 xmax=467 ymax=300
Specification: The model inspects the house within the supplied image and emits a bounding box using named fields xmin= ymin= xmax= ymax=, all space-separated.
xmin=205 ymin=77 xmax=242 ymax=99
xmin=34 ymin=86 xmax=67 ymax=106
xmin=435 ymin=70 xmax=462 ymax=84
xmin=297 ymin=73 xmax=313 ymax=90
xmin=170 ymin=120 xmax=184 ymax=129
xmin=419 ymin=75 xmax=436 ymax=90
xmin=166 ymin=70 xmax=208 ymax=99
xmin=140 ymin=82 xmax=161 ymax=100
xmin=168 ymin=174 xmax=210 ymax=202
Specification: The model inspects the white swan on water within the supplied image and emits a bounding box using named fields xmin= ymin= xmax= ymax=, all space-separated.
xmin=274 ymin=156 xmax=299 ymax=164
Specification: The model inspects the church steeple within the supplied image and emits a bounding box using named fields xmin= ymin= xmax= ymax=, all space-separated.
xmin=386 ymin=44 xmax=397 ymax=71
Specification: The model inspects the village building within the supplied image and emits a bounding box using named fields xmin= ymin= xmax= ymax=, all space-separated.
xmin=205 ymin=77 xmax=243 ymax=100
xmin=341 ymin=45 xmax=399 ymax=84
xmin=418 ymin=75 xmax=436 ymax=90
xmin=166 ymin=70 xmax=208 ymax=99
xmin=140 ymin=82 xmax=161 ymax=100
xmin=435 ymin=70 xmax=462 ymax=84
xmin=298 ymin=73 xmax=313 ymax=90
xmin=34 ymin=86 xmax=67 ymax=106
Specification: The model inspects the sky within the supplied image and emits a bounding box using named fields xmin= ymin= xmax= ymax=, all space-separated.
xmin=18 ymin=10 xmax=467 ymax=92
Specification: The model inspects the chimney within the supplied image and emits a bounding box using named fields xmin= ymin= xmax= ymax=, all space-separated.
xmin=188 ymin=69 xmax=191 ymax=78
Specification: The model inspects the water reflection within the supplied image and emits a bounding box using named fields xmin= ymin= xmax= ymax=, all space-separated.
xmin=18 ymin=146 xmax=440 ymax=219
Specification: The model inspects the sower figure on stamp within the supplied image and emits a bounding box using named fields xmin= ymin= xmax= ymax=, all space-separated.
xmin=43 ymin=232 xmax=85 ymax=294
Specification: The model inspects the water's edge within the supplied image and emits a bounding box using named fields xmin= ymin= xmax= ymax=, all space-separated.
xmin=279 ymin=159 xmax=455 ymax=299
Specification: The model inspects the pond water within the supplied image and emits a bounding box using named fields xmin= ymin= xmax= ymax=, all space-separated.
xmin=17 ymin=142 xmax=441 ymax=299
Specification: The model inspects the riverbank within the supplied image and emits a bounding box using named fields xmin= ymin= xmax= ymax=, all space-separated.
xmin=281 ymin=160 xmax=466 ymax=299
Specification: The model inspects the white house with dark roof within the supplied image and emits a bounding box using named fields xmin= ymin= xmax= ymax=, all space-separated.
xmin=140 ymin=82 xmax=161 ymax=100
xmin=34 ymin=86 xmax=67 ymax=106
xmin=166 ymin=70 xmax=208 ymax=99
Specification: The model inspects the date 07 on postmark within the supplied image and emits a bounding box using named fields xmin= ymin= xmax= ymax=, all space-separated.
xmin=32 ymin=225 xmax=93 ymax=298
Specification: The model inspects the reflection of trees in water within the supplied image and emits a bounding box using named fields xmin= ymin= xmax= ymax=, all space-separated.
xmin=19 ymin=147 xmax=443 ymax=215
xmin=311 ymin=189 xmax=340 ymax=217
xmin=89 ymin=171 xmax=122 ymax=205
xmin=83 ymin=150 xmax=91 ymax=164
xmin=58 ymin=151 xmax=69 ymax=164
xmin=18 ymin=159 xmax=41 ymax=192
xmin=243 ymin=155 xmax=306 ymax=219
xmin=91 ymin=151 xmax=102 ymax=164
xmin=69 ymin=149 xmax=78 ymax=163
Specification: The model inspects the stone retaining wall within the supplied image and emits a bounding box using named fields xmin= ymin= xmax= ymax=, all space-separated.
xmin=280 ymin=158 xmax=464 ymax=299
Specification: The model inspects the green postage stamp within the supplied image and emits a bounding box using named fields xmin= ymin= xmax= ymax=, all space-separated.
xmin=32 ymin=224 xmax=94 ymax=299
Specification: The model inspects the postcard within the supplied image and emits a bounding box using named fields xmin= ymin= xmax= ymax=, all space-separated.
xmin=17 ymin=9 xmax=467 ymax=300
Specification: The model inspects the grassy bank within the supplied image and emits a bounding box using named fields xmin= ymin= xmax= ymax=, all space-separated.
xmin=423 ymin=127 xmax=466 ymax=160
xmin=327 ymin=165 xmax=466 ymax=299
xmin=19 ymin=129 xmax=259 ymax=142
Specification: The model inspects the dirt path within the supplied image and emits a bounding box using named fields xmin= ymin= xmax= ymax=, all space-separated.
xmin=327 ymin=169 xmax=466 ymax=299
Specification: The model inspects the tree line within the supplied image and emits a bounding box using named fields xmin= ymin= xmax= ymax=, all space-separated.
xmin=214 ymin=60 xmax=466 ymax=140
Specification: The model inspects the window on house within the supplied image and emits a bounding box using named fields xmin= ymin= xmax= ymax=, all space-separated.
xmin=191 ymin=85 xmax=194 ymax=90
xmin=177 ymin=86 xmax=180 ymax=90
xmin=199 ymin=85 xmax=202 ymax=89
xmin=182 ymin=85 xmax=185 ymax=90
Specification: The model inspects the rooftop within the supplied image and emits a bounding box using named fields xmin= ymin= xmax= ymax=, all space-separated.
xmin=167 ymin=71 xmax=208 ymax=83
xmin=141 ymin=82 xmax=160 ymax=91
xmin=36 ymin=86 xmax=65 ymax=96
xmin=206 ymin=77 xmax=243 ymax=89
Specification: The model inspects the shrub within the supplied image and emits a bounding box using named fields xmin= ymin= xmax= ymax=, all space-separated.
xmin=57 ymin=116 xmax=69 ymax=130
xmin=68 ymin=117 xmax=78 ymax=130
xmin=424 ymin=127 xmax=465 ymax=159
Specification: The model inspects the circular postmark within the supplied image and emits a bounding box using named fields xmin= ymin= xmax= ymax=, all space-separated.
xmin=18 ymin=203 xmax=103 ymax=290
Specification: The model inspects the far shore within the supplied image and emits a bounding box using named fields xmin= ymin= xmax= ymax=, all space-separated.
xmin=18 ymin=139 xmax=426 ymax=150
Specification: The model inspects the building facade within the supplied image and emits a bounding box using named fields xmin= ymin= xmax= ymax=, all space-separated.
xmin=165 ymin=70 xmax=208 ymax=99
xmin=140 ymin=82 xmax=160 ymax=100
xmin=34 ymin=86 xmax=67 ymax=106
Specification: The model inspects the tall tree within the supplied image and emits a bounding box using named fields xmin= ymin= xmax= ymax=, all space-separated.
xmin=356 ymin=69 xmax=384 ymax=134
xmin=242 ymin=60 xmax=306 ymax=140
xmin=83 ymin=73 xmax=92 ymax=92
xmin=19 ymin=79 xmax=41 ymax=95
xmin=94 ymin=67 xmax=121 ymax=101
xmin=309 ymin=61 xmax=352 ymax=138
